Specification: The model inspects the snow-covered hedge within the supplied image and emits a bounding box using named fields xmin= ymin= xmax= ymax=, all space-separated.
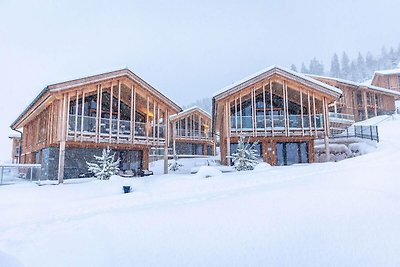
xmin=315 ymin=141 xmax=376 ymax=163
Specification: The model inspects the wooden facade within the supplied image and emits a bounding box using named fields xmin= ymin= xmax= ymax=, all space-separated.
xmin=169 ymin=107 xmax=214 ymax=156
xmin=212 ymin=66 xmax=341 ymax=166
xmin=11 ymin=69 xmax=181 ymax=182
xmin=371 ymin=69 xmax=400 ymax=100
xmin=311 ymin=75 xmax=399 ymax=121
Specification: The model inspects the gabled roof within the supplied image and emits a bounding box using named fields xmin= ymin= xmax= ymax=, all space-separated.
xmin=308 ymin=74 xmax=400 ymax=97
xmin=11 ymin=68 xmax=182 ymax=129
xmin=374 ymin=69 xmax=400 ymax=76
xmin=169 ymin=106 xmax=211 ymax=121
xmin=212 ymin=65 xmax=342 ymax=100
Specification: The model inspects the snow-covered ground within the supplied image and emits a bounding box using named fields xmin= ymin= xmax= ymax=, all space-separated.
xmin=1 ymin=115 xmax=400 ymax=267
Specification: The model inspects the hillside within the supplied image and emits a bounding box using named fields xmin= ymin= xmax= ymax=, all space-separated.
xmin=0 ymin=116 xmax=400 ymax=267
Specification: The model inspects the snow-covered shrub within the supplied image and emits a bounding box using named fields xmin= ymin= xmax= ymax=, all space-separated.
xmin=168 ymin=155 xmax=183 ymax=171
xmin=254 ymin=162 xmax=272 ymax=171
xmin=195 ymin=166 xmax=222 ymax=178
xmin=314 ymin=144 xmax=352 ymax=163
xmin=228 ymin=135 xmax=259 ymax=171
xmin=86 ymin=148 xmax=120 ymax=180
xmin=348 ymin=142 xmax=375 ymax=157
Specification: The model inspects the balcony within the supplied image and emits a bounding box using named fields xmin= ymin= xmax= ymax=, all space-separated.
xmin=230 ymin=114 xmax=324 ymax=136
xmin=175 ymin=128 xmax=212 ymax=140
xmin=67 ymin=115 xmax=166 ymax=144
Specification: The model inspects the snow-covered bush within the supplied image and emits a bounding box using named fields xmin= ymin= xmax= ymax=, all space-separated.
xmin=228 ymin=135 xmax=259 ymax=171
xmin=195 ymin=166 xmax=222 ymax=178
xmin=168 ymin=155 xmax=183 ymax=171
xmin=315 ymin=144 xmax=352 ymax=163
xmin=86 ymin=148 xmax=120 ymax=180
xmin=348 ymin=142 xmax=375 ymax=157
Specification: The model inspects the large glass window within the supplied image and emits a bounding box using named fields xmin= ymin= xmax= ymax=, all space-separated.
xmin=276 ymin=142 xmax=308 ymax=166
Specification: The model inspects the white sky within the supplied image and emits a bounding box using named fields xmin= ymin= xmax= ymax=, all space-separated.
xmin=1 ymin=0 xmax=400 ymax=162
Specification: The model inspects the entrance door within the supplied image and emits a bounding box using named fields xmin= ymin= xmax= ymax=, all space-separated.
xmin=118 ymin=150 xmax=143 ymax=171
xmin=276 ymin=142 xmax=308 ymax=166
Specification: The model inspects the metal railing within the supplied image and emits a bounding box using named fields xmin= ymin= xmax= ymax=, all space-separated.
xmin=175 ymin=129 xmax=212 ymax=139
xmin=230 ymin=114 xmax=324 ymax=130
xmin=328 ymin=112 xmax=355 ymax=122
xmin=0 ymin=164 xmax=42 ymax=185
xmin=331 ymin=125 xmax=379 ymax=142
xmin=68 ymin=115 xmax=166 ymax=139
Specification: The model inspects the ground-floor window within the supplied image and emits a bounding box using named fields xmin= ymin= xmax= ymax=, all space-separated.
xmin=117 ymin=150 xmax=143 ymax=171
xmin=276 ymin=142 xmax=308 ymax=166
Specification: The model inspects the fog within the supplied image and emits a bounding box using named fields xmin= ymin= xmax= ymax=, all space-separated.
xmin=1 ymin=0 xmax=399 ymax=162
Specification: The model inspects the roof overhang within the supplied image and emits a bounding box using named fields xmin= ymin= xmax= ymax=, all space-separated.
xmin=169 ymin=106 xmax=211 ymax=122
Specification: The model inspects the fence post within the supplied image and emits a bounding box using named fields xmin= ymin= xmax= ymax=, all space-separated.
xmin=1 ymin=166 xmax=3 ymax=185
xmin=30 ymin=167 xmax=33 ymax=182
xmin=370 ymin=126 xmax=373 ymax=141
xmin=376 ymin=126 xmax=379 ymax=143
xmin=360 ymin=126 xmax=363 ymax=139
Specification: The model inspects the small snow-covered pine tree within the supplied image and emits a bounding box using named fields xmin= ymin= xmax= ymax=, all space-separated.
xmin=228 ymin=135 xmax=259 ymax=171
xmin=168 ymin=154 xmax=183 ymax=172
xmin=86 ymin=148 xmax=120 ymax=180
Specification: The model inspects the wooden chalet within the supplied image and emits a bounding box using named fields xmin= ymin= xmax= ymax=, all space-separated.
xmin=10 ymin=69 xmax=182 ymax=182
xmin=169 ymin=106 xmax=214 ymax=156
xmin=371 ymin=68 xmax=400 ymax=99
xmin=212 ymin=66 xmax=341 ymax=166
xmin=310 ymin=75 xmax=400 ymax=121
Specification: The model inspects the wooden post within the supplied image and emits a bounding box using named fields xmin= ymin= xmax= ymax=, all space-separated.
xmin=58 ymin=94 xmax=67 ymax=184
xmin=172 ymin=121 xmax=176 ymax=155
xmin=74 ymin=91 xmax=79 ymax=141
xmin=66 ymin=93 xmax=70 ymax=139
xmin=95 ymin=85 xmax=100 ymax=143
xmin=146 ymin=95 xmax=149 ymax=143
xmin=98 ymin=85 xmax=103 ymax=142
xmin=239 ymin=93 xmax=243 ymax=132
xmin=235 ymin=97 xmax=238 ymax=134
xmin=133 ymin=86 xmax=136 ymax=143
xmin=117 ymin=81 xmax=121 ymax=143
xmin=374 ymin=93 xmax=378 ymax=117
xmin=225 ymin=101 xmax=231 ymax=165
xmin=282 ymin=80 xmax=287 ymax=136
xmin=263 ymin=83 xmax=266 ymax=135
xmin=270 ymin=81 xmax=274 ymax=136
xmin=285 ymin=81 xmax=289 ymax=136
xmin=80 ymin=91 xmax=85 ymax=141
xmin=323 ymin=97 xmax=330 ymax=162
xmin=157 ymin=103 xmax=160 ymax=146
xmin=163 ymin=110 xmax=169 ymax=174
xmin=109 ymin=82 xmax=113 ymax=143
xmin=313 ymin=93 xmax=317 ymax=137
xmin=363 ymin=91 xmax=369 ymax=120
xmin=153 ymin=99 xmax=156 ymax=144
xmin=307 ymin=90 xmax=312 ymax=136
xmin=300 ymin=88 xmax=304 ymax=136
xmin=130 ymin=85 xmax=134 ymax=143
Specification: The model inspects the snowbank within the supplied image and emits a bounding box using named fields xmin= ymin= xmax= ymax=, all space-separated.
xmin=254 ymin=162 xmax=272 ymax=171
xmin=195 ymin=166 xmax=222 ymax=178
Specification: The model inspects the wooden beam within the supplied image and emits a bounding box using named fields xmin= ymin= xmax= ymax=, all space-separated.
xmin=95 ymin=85 xmax=100 ymax=143
xmin=270 ymin=80 xmax=274 ymax=137
xmin=263 ymin=82 xmax=266 ymax=135
xmin=313 ymin=92 xmax=317 ymax=137
xmin=117 ymin=81 xmax=121 ymax=143
xmin=300 ymin=88 xmax=304 ymax=136
xmin=307 ymin=90 xmax=312 ymax=136
xmin=80 ymin=91 xmax=85 ymax=141
xmin=109 ymin=82 xmax=113 ymax=143
xmin=74 ymin=91 xmax=79 ymax=141
xmin=98 ymin=85 xmax=103 ymax=142
xmin=57 ymin=93 xmax=67 ymax=184
xmin=130 ymin=84 xmax=134 ymax=144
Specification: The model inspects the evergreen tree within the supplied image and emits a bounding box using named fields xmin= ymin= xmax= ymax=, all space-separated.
xmin=86 ymin=148 xmax=120 ymax=180
xmin=300 ymin=62 xmax=308 ymax=73
xmin=356 ymin=52 xmax=367 ymax=81
xmin=349 ymin=60 xmax=360 ymax=82
xmin=365 ymin=52 xmax=376 ymax=78
xmin=309 ymin=57 xmax=324 ymax=75
xmin=330 ymin=53 xmax=341 ymax=78
xmin=168 ymin=154 xmax=183 ymax=172
xmin=290 ymin=64 xmax=298 ymax=72
xmin=341 ymin=52 xmax=350 ymax=79
xmin=228 ymin=135 xmax=259 ymax=171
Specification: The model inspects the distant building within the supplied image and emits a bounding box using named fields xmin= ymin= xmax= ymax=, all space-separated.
xmin=212 ymin=66 xmax=341 ymax=166
xmin=309 ymin=75 xmax=400 ymax=121
xmin=371 ymin=69 xmax=400 ymax=97
xmin=8 ymin=133 xmax=21 ymax=163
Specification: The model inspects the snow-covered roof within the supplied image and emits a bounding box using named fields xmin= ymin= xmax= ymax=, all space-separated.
xmin=11 ymin=68 xmax=182 ymax=129
xmin=308 ymin=74 xmax=400 ymax=97
xmin=213 ymin=65 xmax=342 ymax=99
xmin=374 ymin=69 xmax=400 ymax=75
xmin=360 ymin=79 xmax=372 ymax=86
xmin=169 ymin=106 xmax=211 ymax=121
